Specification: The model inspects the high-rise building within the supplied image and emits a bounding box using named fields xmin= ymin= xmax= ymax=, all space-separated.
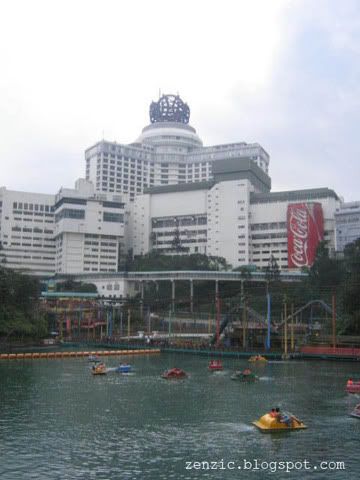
xmin=132 ymin=158 xmax=339 ymax=269
xmin=54 ymin=179 xmax=128 ymax=274
xmin=0 ymin=180 xmax=129 ymax=277
xmin=85 ymin=94 xmax=270 ymax=200
xmin=0 ymin=187 xmax=55 ymax=276
xmin=335 ymin=201 xmax=360 ymax=252
xmin=0 ymin=94 xmax=347 ymax=277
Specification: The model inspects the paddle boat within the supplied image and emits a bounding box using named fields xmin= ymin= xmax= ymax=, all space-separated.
xmin=161 ymin=368 xmax=187 ymax=379
xmin=91 ymin=363 xmax=107 ymax=375
xmin=346 ymin=379 xmax=360 ymax=394
xmin=231 ymin=368 xmax=257 ymax=382
xmin=115 ymin=363 xmax=132 ymax=374
xmin=253 ymin=410 xmax=307 ymax=433
xmin=88 ymin=355 xmax=101 ymax=363
xmin=350 ymin=404 xmax=360 ymax=419
xmin=248 ymin=355 xmax=267 ymax=363
xmin=208 ymin=360 xmax=223 ymax=371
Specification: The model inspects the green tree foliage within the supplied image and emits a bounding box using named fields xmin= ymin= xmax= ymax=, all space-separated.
xmin=341 ymin=238 xmax=360 ymax=333
xmin=130 ymin=252 xmax=231 ymax=272
xmin=0 ymin=266 xmax=47 ymax=340
xmin=264 ymin=255 xmax=280 ymax=284
xmin=55 ymin=280 xmax=97 ymax=293
xmin=308 ymin=241 xmax=344 ymax=291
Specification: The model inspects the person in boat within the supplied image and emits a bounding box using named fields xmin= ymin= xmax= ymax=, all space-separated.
xmin=275 ymin=407 xmax=293 ymax=426
xmin=269 ymin=408 xmax=277 ymax=418
xmin=347 ymin=378 xmax=354 ymax=386
xmin=275 ymin=407 xmax=282 ymax=421
xmin=243 ymin=368 xmax=252 ymax=376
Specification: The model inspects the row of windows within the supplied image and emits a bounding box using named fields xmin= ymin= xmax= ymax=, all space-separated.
xmin=13 ymin=202 xmax=53 ymax=212
xmin=55 ymin=209 xmax=85 ymax=222
xmin=153 ymin=238 xmax=207 ymax=245
xmin=153 ymin=229 xmax=207 ymax=238
xmin=251 ymin=222 xmax=287 ymax=231
xmin=336 ymin=217 xmax=360 ymax=225
xmin=152 ymin=216 xmax=207 ymax=228
xmin=11 ymin=227 xmax=53 ymax=234
xmin=252 ymin=233 xmax=287 ymax=240
xmin=103 ymin=212 xmax=124 ymax=223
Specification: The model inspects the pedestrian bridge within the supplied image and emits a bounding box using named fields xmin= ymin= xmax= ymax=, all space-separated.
xmin=57 ymin=269 xmax=306 ymax=284
xmin=53 ymin=269 xmax=307 ymax=304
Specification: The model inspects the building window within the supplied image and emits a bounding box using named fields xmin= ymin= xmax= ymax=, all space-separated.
xmin=55 ymin=209 xmax=85 ymax=221
xmin=103 ymin=212 xmax=124 ymax=223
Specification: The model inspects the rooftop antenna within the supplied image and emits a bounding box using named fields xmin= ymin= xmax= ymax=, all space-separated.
xmin=102 ymin=129 xmax=105 ymax=141
xmin=158 ymin=88 xmax=161 ymax=99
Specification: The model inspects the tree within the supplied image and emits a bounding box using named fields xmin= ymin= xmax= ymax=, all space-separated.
xmin=55 ymin=280 xmax=97 ymax=293
xmin=341 ymin=238 xmax=360 ymax=332
xmin=0 ymin=266 xmax=47 ymax=341
xmin=131 ymin=252 xmax=230 ymax=272
xmin=309 ymin=241 xmax=344 ymax=290
xmin=264 ymin=255 xmax=280 ymax=284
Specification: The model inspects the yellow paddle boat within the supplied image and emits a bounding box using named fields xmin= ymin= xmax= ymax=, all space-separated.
xmin=91 ymin=363 xmax=107 ymax=375
xmin=253 ymin=411 xmax=307 ymax=433
xmin=248 ymin=355 xmax=267 ymax=363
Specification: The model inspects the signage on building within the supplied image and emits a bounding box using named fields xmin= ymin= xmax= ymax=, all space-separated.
xmin=287 ymin=203 xmax=324 ymax=268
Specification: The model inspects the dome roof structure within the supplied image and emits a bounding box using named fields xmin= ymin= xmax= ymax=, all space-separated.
xmin=135 ymin=94 xmax=203 ymax=149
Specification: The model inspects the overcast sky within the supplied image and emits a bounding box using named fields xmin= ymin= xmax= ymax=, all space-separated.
xmin=1 ymin=0 xmax=359 ymax=200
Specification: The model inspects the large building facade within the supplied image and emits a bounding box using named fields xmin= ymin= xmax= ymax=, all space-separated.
xmin=0 ymin=181 xmax=128 ymax=276
xmin=85 ymin=95 xmax=270 ymax=201
xmin=0 ymin=94 xmax=353 ymax=278
xmin=335 ymin=201 xmax=360 ymax=252
xmin=54 ymin=179 xmax=128 ymax=274
xmin=0 ymin=187 xmax=55 ymax=276
xmin=132 ymin=158 xmax=339 ymax=270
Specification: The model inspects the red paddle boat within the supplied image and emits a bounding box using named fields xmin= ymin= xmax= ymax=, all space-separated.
xmin=161 ymin=368 xmax=187 ymax=379
xmin=346 ymin=379 xmax=360 ymax=393
xmin=208 ymin=360 xmax=223 ymax=371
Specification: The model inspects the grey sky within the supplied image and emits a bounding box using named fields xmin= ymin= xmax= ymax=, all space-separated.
xmin=1 ymin=0 xmax=359 ymax=200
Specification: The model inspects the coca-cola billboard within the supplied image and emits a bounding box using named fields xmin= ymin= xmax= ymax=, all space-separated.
xmin=287 ymin=203 xmax=324 ymax=268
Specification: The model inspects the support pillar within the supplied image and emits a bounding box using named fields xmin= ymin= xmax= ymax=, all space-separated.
xmin=127 ymin=308 xmax=131 ymax=339
xmin=140 ymin=281 xmax=144 ymax=320
xmin=190 ymin=279 xmax=194 ymax=314
xmin=171 ymin=280 xmax=176 ymax=314
xmin=242 ymin=298 xmax=247 ymax=349
xmin=266 ymin=293 xmax=271 ymax=351
xmin=332 ymin=293 xmax=337 ymax=350
xmin=216 ymin=292 xmax=221 ymax=347
xmin=284 ymin=297 xmax=288 ymax=356
xmin=291 ymin=303 xmax=295 ymax=352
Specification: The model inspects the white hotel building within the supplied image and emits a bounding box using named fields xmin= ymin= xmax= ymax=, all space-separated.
xmin=0 ymin=180 xmax=128 ymax=276
xmin=0 ymin=95 xmax=348 ymax=277
xmin=85 ymin=95 xmax=270 ymax=201
xmin=0 ymin=187 xmax=55 ymax=276
xmin=54 ymin=179 xmax=128 ymax=274
xmin=132 ymin=158 xmax=339 ymax=270
xmin=335 ymin=201 xmax=360 ymax=253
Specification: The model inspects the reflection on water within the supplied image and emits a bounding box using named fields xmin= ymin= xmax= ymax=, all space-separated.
xmin=1 ymin=354 xmax=360 ymax=479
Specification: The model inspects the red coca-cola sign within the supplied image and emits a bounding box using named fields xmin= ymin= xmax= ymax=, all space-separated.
xmin=287 ymin=203 xmax=324 ymax=268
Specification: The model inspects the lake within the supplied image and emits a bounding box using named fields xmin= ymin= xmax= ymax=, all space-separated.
xmin=1 ymin=353 xmax=360 ymax=479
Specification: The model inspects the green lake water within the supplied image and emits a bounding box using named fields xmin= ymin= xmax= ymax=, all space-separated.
xmin=1 ymin=353 xmax=360 ymax=479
